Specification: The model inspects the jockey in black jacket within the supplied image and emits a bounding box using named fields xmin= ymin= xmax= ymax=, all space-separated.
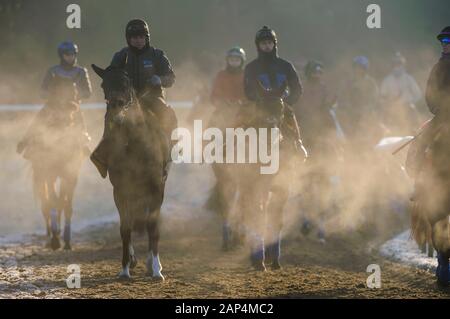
xmin=244 ymin=26 xmax=307 ymax=160
xmin=91 ymin=19 xmax=177 ymax=178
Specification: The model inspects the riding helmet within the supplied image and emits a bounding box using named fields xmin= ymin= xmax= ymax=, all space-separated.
xmin=255 ymin=26 xmax=277 ymax=46
xmin=352 ymin=56 xmax=370 ymax=70
xmin=125 ymin=19 xmax=150 ymax=44
xmin=57 ymin=41 xmax=78 ymax=58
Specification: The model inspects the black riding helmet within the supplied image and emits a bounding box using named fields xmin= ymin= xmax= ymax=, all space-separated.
xmin=125 ymin=19 xmax=150 ymax=47
xmin=255 ymin=26 xmax=278 ymax=58
xmin=255 ymin=26 xmax=277 ymax=46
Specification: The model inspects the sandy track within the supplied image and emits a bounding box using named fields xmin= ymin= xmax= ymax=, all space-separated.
xmin=0 ymin=217 xmax=449 ymax=299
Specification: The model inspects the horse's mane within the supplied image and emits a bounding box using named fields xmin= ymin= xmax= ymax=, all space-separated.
xmin=102 ymin=66 xmax=163 ymax=137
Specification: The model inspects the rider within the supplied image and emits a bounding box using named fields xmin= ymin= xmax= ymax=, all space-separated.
xmin=210 ymin=46 xmax=247 ymax=107
xmin=243 ymin=26 xmax=307 ymax=270
xmin=406 ymin=26 xmax=450 ymax=286
xmin=337 ymin=56 xmax=380 ymax=150
xmin=243 ymin=25 xmax=307 ymax=159
xmin=406 ymin=26 xmax=450 ymax=180
xmin=208 ymin=46 xmax=248 ymax=249
xmin=90 ymin=18 xmax=177 ymax=178
xmin=295 ymin=60 xmax=338 ymax=242
xmin=380 ymin=52 xmax=422 ymax=134
xmin=17 ymin=41 xmax=92 ymax=155
xmin=295 ymin=60 xmax=337 ymax=155
xmin=209 ymin=46 xmax=247 ymax=129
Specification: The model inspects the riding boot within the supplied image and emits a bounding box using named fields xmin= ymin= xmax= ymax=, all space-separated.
xmin=72 ymin=108 xmax=92 ymax=157
xmin=143 ymin=96 xmax=179 ymax=162
xmin=90 ymin=110 xmax=113 ymax=178
xmin=17 ymin=105 xmax=51 ymax=155
xmin=161 ymin=105 xmax=179 ymax=160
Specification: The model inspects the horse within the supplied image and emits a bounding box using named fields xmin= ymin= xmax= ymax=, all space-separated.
xmin=205 ymin=100 xmax=243 ymax=251
xmin=91 ymin=65 xmax=169 ymax=280
xmin=236 ymin=81 xmax=297 ymax=271
xmin=17 ymin=81 xmax=89 ymax=250
xmin=409 ymin=117 xmax=450 ymax=286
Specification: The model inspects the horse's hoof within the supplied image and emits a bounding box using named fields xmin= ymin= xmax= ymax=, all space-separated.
xmin=45 ymin=239 xmax=52 ymax=249
xmin=50 ymin=237 xmax=61 ymax=250
xmin=152 ymin=273 xmax=165 ymax=282
xmin=118 ymin=271 xmax=131 ymax=280
xmin=252 ymin=262 xmax=267 ymax=272
xmin=271 ymin=261 xmax=282 ymax=270
xmin=63 ymin=243 xmax=72 ymax=251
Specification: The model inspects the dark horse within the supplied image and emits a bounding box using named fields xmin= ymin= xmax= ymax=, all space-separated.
xmin=206 ymin=101 xmax=243 ymax=250
xmin=17 ymin=81 xmax=89 ymax=250
xmin=237 ymin=81 xmax=296 ymax=271
xmin=91 ymin=65 xmax=169 ymax=280
xmin=410 ymin=118 xmax=450 ymax=286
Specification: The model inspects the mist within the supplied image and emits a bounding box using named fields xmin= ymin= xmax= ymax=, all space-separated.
xmin=0 ymin=0 xmax=448 ymax=258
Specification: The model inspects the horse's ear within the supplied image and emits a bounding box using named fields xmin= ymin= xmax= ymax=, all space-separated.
xmin=91 ymin=64 xmax=105 ymax=79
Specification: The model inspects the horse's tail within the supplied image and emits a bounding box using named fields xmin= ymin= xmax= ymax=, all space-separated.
xmin=410 ymin=201 xmax=432 ymax=246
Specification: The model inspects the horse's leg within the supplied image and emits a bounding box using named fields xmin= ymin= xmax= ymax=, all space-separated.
xmin=34 ymin=171 xmax=52 ymax=238
xmin=431 ymin=218 xmax=450 ymax=286
xmin=146 ymin=209 xmax=164 ymax=281
xmin=60 ymin=175 xmax=78 ymax=250
xmin=264 ymin=158 xmax=291 ymax=270
xmin=235 ymin=177 xmax=248 ymax=246
xmin=242 ymin=174 xmax=267 ymax=271
xmin=114 ymin=190 xmax=132 ymax=279
xmin=316 ymin=170 xmax=332 ymax=243
xmin=265 ymin=183 xmax=288 ymax=270
xmin=219 ymin=167 xmax=235 ymax=251
xmin=119 ymin=222 xmax=132 ymax=279
xmin=228 ymin=172 xmax=243 ymax=248
xmin=46 ymin=177 xmax=61 ymax=250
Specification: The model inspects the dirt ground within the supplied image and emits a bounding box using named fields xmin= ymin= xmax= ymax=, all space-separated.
xmin=0 ymin=214 xmax=449 ymax=299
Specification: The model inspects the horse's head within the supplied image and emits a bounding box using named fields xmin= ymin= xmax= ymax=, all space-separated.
xmin=92 ymin=64 xmax=134 ymax=109
xmin=255 ymin=80 xmax=288 ymax=127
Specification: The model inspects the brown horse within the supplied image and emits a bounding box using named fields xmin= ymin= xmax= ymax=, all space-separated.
xmin=236 ymin=82 xmax=298 ymax=271
xmin=91 ymin=65 xmax=169 ymax=280
xmin=206 ymin=101 xmax=243 ymax=250
xmin=17 ymin=87 xmax=89 ymax=250
xmin=410 ymin=118 xmax=450 ymax=286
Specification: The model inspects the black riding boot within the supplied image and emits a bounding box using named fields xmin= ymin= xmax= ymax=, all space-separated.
xmin=91 ymin=111 xmax=113 ymax=178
